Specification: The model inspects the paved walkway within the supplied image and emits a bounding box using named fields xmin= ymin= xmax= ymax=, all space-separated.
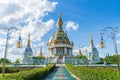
xmin=44 ymin=66 xmax=77 ymax=80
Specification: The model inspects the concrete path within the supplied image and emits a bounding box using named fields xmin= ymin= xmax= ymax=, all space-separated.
xmin=44 ymin=65 xmax=77 ymax=80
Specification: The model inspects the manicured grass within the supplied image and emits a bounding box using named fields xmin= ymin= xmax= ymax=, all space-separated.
xmin=66 ymin=64 xmax=120 ymax=80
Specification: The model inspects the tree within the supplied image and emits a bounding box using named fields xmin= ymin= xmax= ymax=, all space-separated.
xmin=34 ymin=55 xmax=45 ymax=59
xmin=0 ymin=58 xmax=11 ymax=64
xmin=104 ymin=54 xmax=120 ymax=64
xmin=15 ymin=59 xmax=20 ymax=64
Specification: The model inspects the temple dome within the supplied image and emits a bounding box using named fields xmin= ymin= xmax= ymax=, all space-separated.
xmin=25 ymin=46 xmax=33 ymax=52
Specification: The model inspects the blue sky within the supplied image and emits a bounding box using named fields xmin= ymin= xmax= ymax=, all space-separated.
xmin=43 ymin=0 xmax=120 ymax=57
xmin=0 ymin=0 xmax=120 ymax=61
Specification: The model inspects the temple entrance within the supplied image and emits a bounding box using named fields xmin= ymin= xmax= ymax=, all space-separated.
xmin=57 ymin=48 xmax=64 ymax=58
xmin=57 ymin=48 xmax=64 ymax=64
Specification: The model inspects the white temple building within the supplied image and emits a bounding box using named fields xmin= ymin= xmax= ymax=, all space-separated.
xmin=88 ymin=34 xmax=100 ymax=63
xmin=47 ymin=14 xmax=74 ymax=63
xmin=22 ymin=34 xmax=34 ymax=64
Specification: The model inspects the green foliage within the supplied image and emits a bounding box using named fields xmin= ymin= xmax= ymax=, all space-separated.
xmin=74 ymin=55 xmax=87 ymax=59
xmin=96 ymin=58 xmax=104 ymax=64
xmin=0 ymin=58 xmax=11 ymax=64
xmin=3 ymin=64 xmax=55 ymax=80
xmin=104 ymin=55 xmax=120 ymax=64
xmin=15 ymin=59 xmax=20 ymax=64
xmin=34 ymin=55 xmax=45 ymax=59
xmin=0 ymin=67 xmax=32 ymax=73
xmin=66 ymin=64 xmax=120 ymax=80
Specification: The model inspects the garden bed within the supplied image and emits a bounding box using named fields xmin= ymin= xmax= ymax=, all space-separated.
xmin=66 ymin=64 xmax=120 ymax=80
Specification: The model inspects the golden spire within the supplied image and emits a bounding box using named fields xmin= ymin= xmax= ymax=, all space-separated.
xmin=40 ymin=45 xmax=42 ymax=56
xmin=27 ymin=33 xmax=30 ymax=47
xmin=90 ymin=33 xmax=93 ymax=46
xmin=78 ymin=46 xmax=82 ymax=56
xmin=57 ymin=13 xmax=63 ymax=28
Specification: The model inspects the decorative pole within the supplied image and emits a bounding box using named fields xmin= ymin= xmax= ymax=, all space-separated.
xmin=2 ymin=27 xmax=19 ymax=77
xmin=100 ymin=27 xmax=119 ymax=72
xmin=17 ymin=31 xmax=22 ymax=48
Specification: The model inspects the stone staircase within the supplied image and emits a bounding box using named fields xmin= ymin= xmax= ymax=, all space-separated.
xmin=57 ymin=56 xmax=63 ymax=64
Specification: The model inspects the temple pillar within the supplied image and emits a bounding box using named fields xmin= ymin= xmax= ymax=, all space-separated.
xmin=71 ymin=48 xmax=73 ymax=55
xmin=54 ymin=48 xmax=56 ymax=55
xmin=64 ymin=47 xmax=67 ymax=55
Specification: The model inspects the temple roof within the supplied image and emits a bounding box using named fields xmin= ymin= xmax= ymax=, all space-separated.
xmin=89 ymin=33 xmax=98 ymax=52
xmin=24 ymin=34 xmax=33 ymax=53
xmin=25 ymin=46 xmax=33 ymax=52
xmin=47 ymin=14 xmax=73 ymax=46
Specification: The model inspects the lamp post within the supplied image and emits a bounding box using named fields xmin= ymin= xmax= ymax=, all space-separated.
xmin=2 ymin=27 xmax=19 ymax=77
xmin=100 ymin=27 xmax=119 ymax=72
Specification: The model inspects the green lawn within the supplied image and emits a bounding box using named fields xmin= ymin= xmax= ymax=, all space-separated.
xmin=66 ymin=64 xmax=120 ymax=80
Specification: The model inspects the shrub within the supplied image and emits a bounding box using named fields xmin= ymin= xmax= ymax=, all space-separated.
xmin=0 ymin=67 xmax=32 ymax=73
xmin=3 ymin=64 xmax=55 ymax=80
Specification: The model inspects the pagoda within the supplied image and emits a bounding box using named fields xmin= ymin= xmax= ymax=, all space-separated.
xmin=22 ymin=34 xmax=33 ymax=64
xmin=47 ymin=14 xmax=74 ymax=63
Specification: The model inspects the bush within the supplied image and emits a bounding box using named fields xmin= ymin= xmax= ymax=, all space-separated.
xmin=66 ymin=64 xmax=120 ymax=80
xmin=3 ymin=64 xmax=55 ymax=80
xmin=0 ymin=67 xmax=32 ymax=73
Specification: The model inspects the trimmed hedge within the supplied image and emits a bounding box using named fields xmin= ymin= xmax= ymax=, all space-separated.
xmin=3 ymin=64 xmax=55 ymax=80
xmin=0 ymin=67 xmax=32 ymax=73
xmin=66 ymin=64 xmax=120 ymax=80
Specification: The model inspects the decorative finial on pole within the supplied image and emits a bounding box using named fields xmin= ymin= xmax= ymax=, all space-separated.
xmin=27 ymin=33 xmax=31 ymax=47
xmin=90 ymin=33 xmax=93 ymax=46
xmin=57 ymin=13 xmax=63 ymax=28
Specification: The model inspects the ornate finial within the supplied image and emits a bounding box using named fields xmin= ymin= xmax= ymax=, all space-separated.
xmin=18 ymin=32 xmax=22 ymax=48
xmin=27 ymin=33 xmax=30 ymax=47
xmin=40 ymin=45 xmax=42 ymax=56
xmin=78 ymin=46 xmax=82 ymax=56
xmin=57 ymin=13 xmax=63 ymax=28
xmin=90 ymin=33 xmax=94 ymax=46
xmin=90 ymin=33 xmax=93 ymax=41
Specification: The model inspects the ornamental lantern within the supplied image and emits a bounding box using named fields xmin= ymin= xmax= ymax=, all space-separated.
xmin=17 ymin=41 xmax=21 ymax=48
xmin=17 ymin=33 xmax=22 ymax=48
xmin=100 ymin=35 xmax=104 ymax=48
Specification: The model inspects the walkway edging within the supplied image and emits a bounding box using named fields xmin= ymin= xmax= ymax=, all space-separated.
xmin=65 ymin=66 xmax=80 ymax=80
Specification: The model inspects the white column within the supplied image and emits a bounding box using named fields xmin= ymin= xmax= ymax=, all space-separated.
xmin=64 ymin=47 xmax=67 ymax=54
xmin=71 ymin=48 xmax=73 ymax=55
xmin=52 ymin=49 xmax=54 ymax=55
xmin=70 ymin=48 xmax=72 ymax=55
xmin=69 ymin=49 xmax=71 ymax=55
xmin=54 ymin=48 xmax=56 ymax=55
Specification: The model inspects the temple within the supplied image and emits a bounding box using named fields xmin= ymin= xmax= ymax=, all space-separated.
xmin=22 ymin=34 xmax=33 ymax=64
xmin=47 ymin=14 xmax=74 ymax=63
xmin=88 ymin=34 xmax=100 ymax=63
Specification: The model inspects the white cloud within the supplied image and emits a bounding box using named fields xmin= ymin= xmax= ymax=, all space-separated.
xmin=73 ymin=46 xmax=89 ymax=56
xmin=0 ymin=0 xmax=57 ymax=27
xmin=117 ymin=33 xmax=120 ymax=38
xmin=116 ymin=40 xmax=120 ymax=44
xmin=65 ymin=21 xmax=79 ymax=31
xmin=0 ymin=0 xmax=58 ymax=61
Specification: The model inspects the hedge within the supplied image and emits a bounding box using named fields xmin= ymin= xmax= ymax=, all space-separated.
xmin=66 ymin=64 xmax=120 ymax=80
xmin=2 ymin=64 xmax=55 ymax=80
xmin=0 ymin=67 xmax=32 ymax=73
